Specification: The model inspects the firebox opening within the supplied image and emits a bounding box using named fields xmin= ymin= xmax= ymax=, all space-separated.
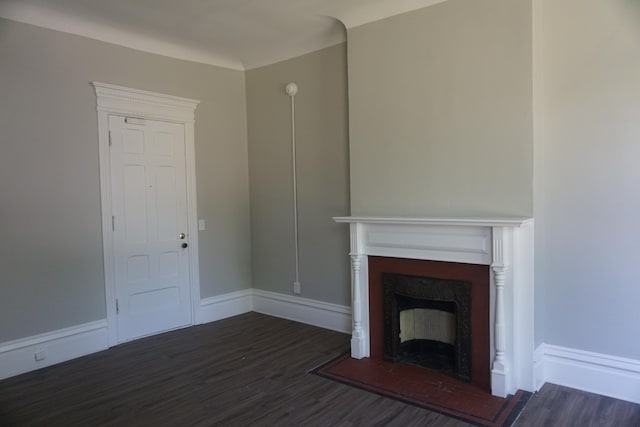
xmin=399 ymin=303 xmax=457 ymax=374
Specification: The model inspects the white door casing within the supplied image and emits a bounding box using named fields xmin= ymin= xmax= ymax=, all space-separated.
xmin=93 ymin=82 xmax=200 ymax=346
xmin=109 ymin=116 xmax=191 ymax=341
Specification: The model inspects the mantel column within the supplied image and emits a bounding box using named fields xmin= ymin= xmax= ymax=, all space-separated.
xmin=349 ymin=223 xmax=369 ymax=358
xmin=491 ymin=226 xmax=510 ymax=397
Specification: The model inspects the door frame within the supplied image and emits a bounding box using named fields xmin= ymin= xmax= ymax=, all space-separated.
xmin=93 ymin=82 xmax=201 ymax=346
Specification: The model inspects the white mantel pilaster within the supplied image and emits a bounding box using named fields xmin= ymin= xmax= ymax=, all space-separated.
xmin=334 ymin=217 xmax=534 ymax=397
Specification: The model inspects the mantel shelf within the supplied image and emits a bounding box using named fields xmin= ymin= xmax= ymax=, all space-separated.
xmin=333 ymin=216 xmax=533 ymax=228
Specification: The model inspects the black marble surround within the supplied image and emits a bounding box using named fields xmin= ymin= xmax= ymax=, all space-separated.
xmin=383 ymin=273 xmax=472 ymax=382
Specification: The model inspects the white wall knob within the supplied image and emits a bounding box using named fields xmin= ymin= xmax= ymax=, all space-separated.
xmin=285 ymin=82 xmax=298 ymax=97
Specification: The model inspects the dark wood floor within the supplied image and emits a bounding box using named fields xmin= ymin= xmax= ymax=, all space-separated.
xmin=1 ymin=312 xmax=639 ymax=426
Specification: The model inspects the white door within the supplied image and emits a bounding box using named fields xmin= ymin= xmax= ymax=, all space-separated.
xmin=109 ymin=115 xmax=192 ymax=342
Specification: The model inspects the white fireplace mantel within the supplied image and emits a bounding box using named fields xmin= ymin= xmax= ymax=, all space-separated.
xmin=333 ymin=216 xmax=534 ymax=397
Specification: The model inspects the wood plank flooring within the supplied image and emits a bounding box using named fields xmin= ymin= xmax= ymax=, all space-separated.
xmin=516 ymin=383 xmax=640 ymax=427
xmin=1 ymin=312 xmax=638 ymax=426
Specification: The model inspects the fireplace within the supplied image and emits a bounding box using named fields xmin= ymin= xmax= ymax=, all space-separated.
xmin=333 ymin=216 xmax=534 ymax=397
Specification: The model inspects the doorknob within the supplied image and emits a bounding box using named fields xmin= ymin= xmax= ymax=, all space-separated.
xmin=179 ymin=232 xmax=186 ymax=239
xmin=181 ymin=243 xmax=188 ymax=249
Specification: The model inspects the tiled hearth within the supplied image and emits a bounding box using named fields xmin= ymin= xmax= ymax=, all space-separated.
xmin=334 ymin=217 xmax=534 ymax=397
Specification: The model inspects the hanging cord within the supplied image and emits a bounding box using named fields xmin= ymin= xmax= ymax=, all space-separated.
xmin=285 ymin=82 xmax=300 ymax=289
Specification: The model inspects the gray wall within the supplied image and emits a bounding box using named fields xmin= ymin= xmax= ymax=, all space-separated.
xmin=0 ymin=18 xmax=251 ymax=342
xmin=345 ymin=0 xmax=640 ymax=362
xmin=4 ymin=0 xmax=638 ymax=367
xmin=534 ymin=0 xmax=640 ymax=358
xmin=347 ymin=0 xmax=533 ymax=217
xmin=246 ymin=44 xmax=351 ymax=306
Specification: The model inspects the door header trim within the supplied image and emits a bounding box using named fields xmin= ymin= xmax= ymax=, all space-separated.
xmin=93 ymin=82 xmax=199 ymax=123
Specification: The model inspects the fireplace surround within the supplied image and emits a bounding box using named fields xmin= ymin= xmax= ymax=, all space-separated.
xmin=371 ymin=256 xmax=491 ymax=390
xmin=333 ymin=217 xmax=534 ymax=397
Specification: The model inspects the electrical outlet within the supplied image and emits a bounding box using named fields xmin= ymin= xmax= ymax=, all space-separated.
xmin=34 ymin=350 xmax=46 ymax=361
xmin=293 ymin=281 xmax=301 ymax=294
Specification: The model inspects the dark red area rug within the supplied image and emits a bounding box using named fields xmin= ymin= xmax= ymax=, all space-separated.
xmin=311 ymin=354 xmax=531 ymax=427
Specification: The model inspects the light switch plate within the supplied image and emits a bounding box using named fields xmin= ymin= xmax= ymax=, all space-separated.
xmin=198 ymin=219 xmax=205 ymax=231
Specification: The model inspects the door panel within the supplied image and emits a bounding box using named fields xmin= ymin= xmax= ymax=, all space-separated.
xmin=109 ymin=116 xmax=191 ymax=342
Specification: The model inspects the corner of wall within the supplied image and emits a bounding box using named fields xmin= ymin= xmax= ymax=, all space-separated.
xmin=199 ymin=289 xmax=253 ymax=324
xmin=533 ymin=343 xmax=547 ymax=391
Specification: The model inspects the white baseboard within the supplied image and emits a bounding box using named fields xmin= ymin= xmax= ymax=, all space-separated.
xmin=535 ymin=343 xmax=640 ymax=404
xmin=0 ymin=320 xmax=109 ymax=380
xmin=4 ymin=304 xmax=639 ymax=407
xmin=533 ymin=342 xmax=547 ymax=391
xmin=0 ymin=288 xmax=351 ymax=381
xmin=199 ymin=289 xmax=253 ymax=324
xmin=252 ymin=289 xmax=352 ymax=333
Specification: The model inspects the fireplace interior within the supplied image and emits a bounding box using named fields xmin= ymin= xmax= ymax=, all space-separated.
xmin=398 ymin=307 xmax=455 ymax=374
